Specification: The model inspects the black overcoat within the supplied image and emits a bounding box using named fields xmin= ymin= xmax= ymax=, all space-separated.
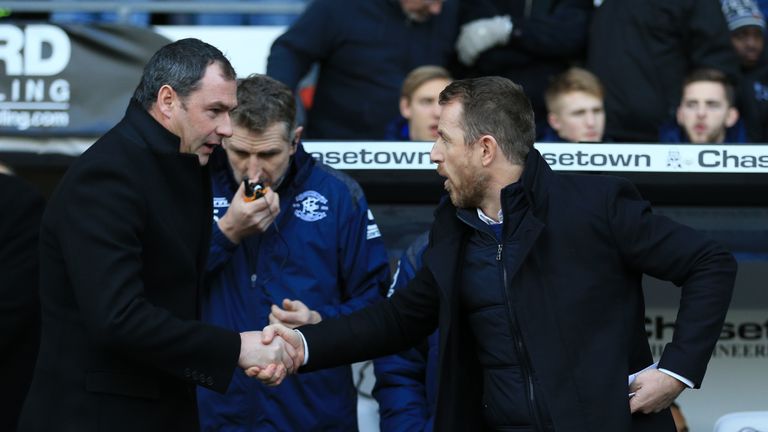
xmin=19 ymin=101 xmax=241 ymax=432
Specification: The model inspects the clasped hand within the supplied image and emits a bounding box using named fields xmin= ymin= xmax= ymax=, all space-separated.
xmin=241 ymin=325 xmax=306 ymax=386
xmin=238 ymin=329 xmax=300 ymax=386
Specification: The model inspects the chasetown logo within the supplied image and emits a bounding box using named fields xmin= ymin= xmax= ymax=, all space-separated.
xmin=293 ymin=190 xmax=329 ymax=222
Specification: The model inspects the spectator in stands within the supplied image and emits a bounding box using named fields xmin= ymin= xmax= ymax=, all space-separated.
xmin=386 ymin=65 xmax=453 ymax=141
xmin=0 ymin=162 xmax=45 ymax=432
xmin=722 ymin=0 xmax=768 ymax=142
xmin=453 ymin=0 xmax=592 ymax=137
xmin=196 ymin=74 xmax=389 ymax=431
xmin=167 ymin=0 xmax=306 ymax=26
xmin=660 ymin=68 xmax=746 ymax=144
xmin=541 ymin=67 xmax=605 ymax=142
xmin=588 ymin=0 xmax=740 ymax=142
xmin=267 ymin=0 xmax=459 ymax=140
xmin=48 ymin=0 xmax=150 ymax=26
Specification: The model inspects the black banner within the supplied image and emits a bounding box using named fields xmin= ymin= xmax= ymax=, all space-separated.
xmin=0 ymin=22 xmax=170 ymax=136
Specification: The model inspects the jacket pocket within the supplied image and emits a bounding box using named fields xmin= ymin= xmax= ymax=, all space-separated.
xmin=85 ymin=371 xmax=160 ymax=400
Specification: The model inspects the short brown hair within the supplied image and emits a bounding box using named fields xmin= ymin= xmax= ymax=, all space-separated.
xmin=231 ymin=74 xmax=297 ymax=142
xmin=682 ymin=68 xmax=736 ymax=107
xmin=439 ymin=76 xmax=535 ymax=165
xmin=401 ymin=65 xmax=453 ymax=101
xmin=544 ymin=67 xmax=604 ymax=113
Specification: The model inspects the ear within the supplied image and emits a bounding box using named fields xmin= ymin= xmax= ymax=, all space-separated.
xmin=477 ymin=135 xmax=499 ymax=167
xmin=676 ymin=105 xmax=685 ymax=126
xmin=290 ymin=126 xmax=303 ymax=155
xmin=399 ymin=97 xmax=412 ymax=119
xmin=725 ymin=107 xmax=739 ymax=128
xmin=156 ymin=84 xmax=176 ymax=119
xmin=547 ymin=112 xmax=561 ymax=132
xmin=293 ymin=126 xmax=304 ymax=144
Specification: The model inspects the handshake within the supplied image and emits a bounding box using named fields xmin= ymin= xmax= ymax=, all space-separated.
xmin=238 ymin=324 xmax=306 ymax=386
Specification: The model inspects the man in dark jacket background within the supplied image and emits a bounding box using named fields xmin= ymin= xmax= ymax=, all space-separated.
xmin=267 ymin=0 xmax=459 ymax=140
xmin=259 ymin=76 xmax=737 ymax=431
xmin=454 ymin=0 xmax=592 ymax=137
xmin=588 ymin=0 xmax=740 ymax=142
xmin=18 ymin=38 xmax=292 ymax=432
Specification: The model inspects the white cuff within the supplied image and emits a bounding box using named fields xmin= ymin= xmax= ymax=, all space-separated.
xmin=294 ymin=329 xmax=309 ymax=366
xmin=658 ymin=368 xmax=695 ymax=388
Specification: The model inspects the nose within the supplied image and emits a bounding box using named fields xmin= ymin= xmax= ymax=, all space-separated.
xmin=429 ymin=141 xmax=442 ymax=164
xmin=585 ymin=111 xmax=595 ymax=127
xmin=218 ymin=112 xmax=234 ymax=138
xmin=247 ymin=155 xmax=263 ymax=181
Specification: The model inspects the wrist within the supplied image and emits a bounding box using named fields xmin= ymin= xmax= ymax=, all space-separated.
xmin=217 ymin=215 xmax=242 ymax=244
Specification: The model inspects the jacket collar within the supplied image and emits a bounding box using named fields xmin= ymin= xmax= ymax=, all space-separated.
xmin=124 ymin=98 xmax=182 ymax=155
xmin=433 ymin=147 xmax=553 ymax=226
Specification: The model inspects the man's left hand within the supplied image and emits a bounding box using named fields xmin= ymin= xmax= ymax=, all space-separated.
xmin=629 ymin=369 xmax=686 ymax=414
xmin=269 ymin=298 xmax=322 ymax=329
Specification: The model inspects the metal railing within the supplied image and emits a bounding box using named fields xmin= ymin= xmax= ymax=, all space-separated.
xmin=0 ymin=1 xmax=307 ymax=23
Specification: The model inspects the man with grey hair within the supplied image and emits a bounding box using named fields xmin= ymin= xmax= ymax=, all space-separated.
xmin=19 ymin=39 xmax=292 ymax=432
xmin=261 ymin=76 xmax=736 ymax=431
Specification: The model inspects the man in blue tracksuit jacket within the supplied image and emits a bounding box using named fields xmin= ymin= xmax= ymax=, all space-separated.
xmin=373 ymin=232 xmax=439 ymax=432
xmin=197 ymin=74 xmax=389 ymax=431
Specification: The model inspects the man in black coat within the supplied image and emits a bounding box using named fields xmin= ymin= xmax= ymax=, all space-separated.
xmin=0 ymin=164 xmax=45 ymax=432
xmin=260 ymin=77 xmax=737 ymax=431
xmin=18 ymin=39 xmax=293 ymax=432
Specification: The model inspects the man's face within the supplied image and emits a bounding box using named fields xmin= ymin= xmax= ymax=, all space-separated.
xmin=731 ymin=26 xmax=764 ymax=68
xmin=430 ymin=101 xmax=487 ymax=208
xmin=547 ymin=91 xmax=605 ymax=142
xmin=676 ymin=81 xmax=738 ymax=144
xmin=222 ymin=122 xmax=297 ymax=188
xmin=400 ymin=0 xmax=443 ymax=22
xmin=401 ymin=77 xmax=452 ymax=141
xmin=172 ymin=63 xmax=237 ymax=166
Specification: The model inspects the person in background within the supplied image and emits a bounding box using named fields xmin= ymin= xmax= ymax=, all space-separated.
xmin=589 ymin=0 xmax=740 ymax=142
xmin=386 ymin=65 xmax=453 ymax=141
xmin=454 ymin=0 xmax=593 ymax=137
xmin=541 ymin=66 xmax=605 ymax=142
xmin=17 ymin=38 xmax=291 ymax=432
xmin=660 ymin=68 xmax=746 ymax=144
xmin=197 ymin=74 xmax=389 ymax=431
xmin=722 ymin=0 xmax=768 ymax=142
xmin=0 ymin=162 xmax=45 ymax=432
xmin=267 ymin=0 xmax=459 ymax=140
xmin=261 ymin=76 xmax=737 ymax=431
xmin=372 ymin=232 xmax=437 ymax=432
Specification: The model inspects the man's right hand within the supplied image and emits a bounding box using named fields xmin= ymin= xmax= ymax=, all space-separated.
xmin=218 ymin=181 xmax=280 ymax=244
xmin=238 ymin=330 xmax=293 ymax=386
xmin=244 ymin=324 xmax=306 ymax=384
